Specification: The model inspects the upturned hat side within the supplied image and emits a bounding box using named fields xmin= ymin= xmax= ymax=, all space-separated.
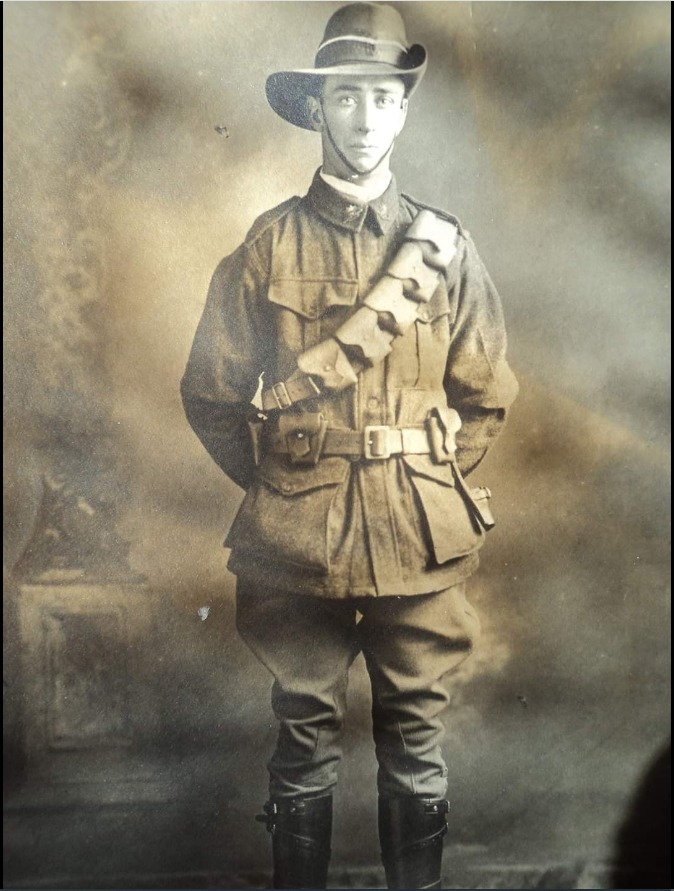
xmin=266 ymin=3 xmax=427 ymax=130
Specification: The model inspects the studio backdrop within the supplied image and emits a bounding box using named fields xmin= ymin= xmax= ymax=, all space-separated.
xmin=4 ymin=2 xmax=670 ymax=888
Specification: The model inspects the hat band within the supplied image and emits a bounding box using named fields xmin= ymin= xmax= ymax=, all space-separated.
xmin=315 ymin=36 xmax=410 ymax=70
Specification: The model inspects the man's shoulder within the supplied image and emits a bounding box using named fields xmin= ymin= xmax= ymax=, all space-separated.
xmin=244 ymin=196 xmax=303 ymax=248
xmin=400 ymin=191 xmax=467 ymax=236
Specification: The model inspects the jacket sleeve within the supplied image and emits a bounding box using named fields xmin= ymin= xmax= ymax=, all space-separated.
xmin=443 ymin=233 xmax=519 ymax=476
xmin=180 ymin=242 xmax=272 ymax=490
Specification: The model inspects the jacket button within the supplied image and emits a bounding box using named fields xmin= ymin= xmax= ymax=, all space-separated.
xmin=281 ymin=482 xmax=293 ymax=493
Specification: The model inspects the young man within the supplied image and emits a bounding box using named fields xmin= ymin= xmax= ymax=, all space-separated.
xmin=181 ymin=3 xmax=518 ymax=888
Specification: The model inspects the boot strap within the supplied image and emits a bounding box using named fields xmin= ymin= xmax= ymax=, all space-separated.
xmin=384 ymin=822 xmax=448 ymax=857
xmin=255 ymin=797 xmax=332 ymax=853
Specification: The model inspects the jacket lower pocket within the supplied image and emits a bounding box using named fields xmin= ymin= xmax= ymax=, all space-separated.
xmin=224 ymin=456 xmax=350 ymax=573
xmin=403 ymin=455 xmax=486 ymax=564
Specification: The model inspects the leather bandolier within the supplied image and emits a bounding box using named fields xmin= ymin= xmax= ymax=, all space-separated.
xmin=253 ymin=209 xmax=495 ymax=533
xmin=260 ymin=209 xmax=458 ymax=412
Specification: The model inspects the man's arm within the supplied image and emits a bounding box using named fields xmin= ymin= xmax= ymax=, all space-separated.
xmin=443 ymin=233 xmax=518 ymax=476
xmin=181 ymin=242 xmax=270 ymax=490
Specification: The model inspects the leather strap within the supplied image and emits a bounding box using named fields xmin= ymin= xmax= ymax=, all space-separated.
xmin=262 ymin=375 xmax=323 ymax=411
xmin=450 ymin=459 xmax=495 ymax=530
xmin=267 ymin=424 xmax=431 ymax=460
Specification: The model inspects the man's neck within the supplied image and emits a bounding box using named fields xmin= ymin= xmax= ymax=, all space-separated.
xmin=319 ymin=166 xmax=392 ymax=204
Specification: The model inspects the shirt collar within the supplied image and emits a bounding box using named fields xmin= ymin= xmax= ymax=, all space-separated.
xmin=306 ymin=169 xmax=399 ymax=235
xmin=319 ymin=168 xmax=392 ymax=202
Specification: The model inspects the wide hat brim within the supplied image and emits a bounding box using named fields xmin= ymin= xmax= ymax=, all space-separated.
xmin=266 ymin=45 xmax=427 ymax=130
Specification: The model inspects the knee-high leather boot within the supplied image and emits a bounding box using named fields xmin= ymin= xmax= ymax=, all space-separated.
xmin=257 ymin=794 xmax=333 ymax=889
xmin=378 ymin=796 xmax=449 ymax=890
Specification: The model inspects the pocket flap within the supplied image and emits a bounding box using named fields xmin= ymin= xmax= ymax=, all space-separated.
xmin=268 ymin=279 xmax=358 ymax=320
xmin=258 ymin=454 xmax=350 ymax=495
xmin=402 ymin=454 xmax=455 ymax=487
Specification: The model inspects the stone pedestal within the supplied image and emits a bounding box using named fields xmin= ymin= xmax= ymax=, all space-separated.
xmin=11 ymin=574 xmax=171 ymax=806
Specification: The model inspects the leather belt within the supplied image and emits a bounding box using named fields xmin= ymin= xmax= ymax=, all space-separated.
xmin=262 ymin=375 xmax=322 ymax=411
xmin=267 ymin=424 xmax=431 ymax=461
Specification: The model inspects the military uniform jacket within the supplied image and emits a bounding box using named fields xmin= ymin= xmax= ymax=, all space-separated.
xmin=181 ymin=172 xmax=518 ymax=598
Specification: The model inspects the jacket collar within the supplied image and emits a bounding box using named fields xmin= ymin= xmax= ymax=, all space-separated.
xmin=305 ymin=169 xmax=399 ymax=235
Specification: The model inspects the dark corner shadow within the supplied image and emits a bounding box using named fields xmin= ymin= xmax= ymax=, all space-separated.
xmin=611 ymin=739 xmax=671 ymax=890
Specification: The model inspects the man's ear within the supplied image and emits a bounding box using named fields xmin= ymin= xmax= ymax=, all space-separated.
xmin=306 ymin=96 xmax=324 ymax=132
xmin=395 ymin=97 xmax=409 ymax=137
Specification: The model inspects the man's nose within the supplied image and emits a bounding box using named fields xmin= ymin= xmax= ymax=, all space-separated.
xmin=355 ymin=99 xmax=377 ymax=131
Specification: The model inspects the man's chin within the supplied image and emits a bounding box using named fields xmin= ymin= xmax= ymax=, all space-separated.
xmin=346 ymin=154 xmax=387 ymax=177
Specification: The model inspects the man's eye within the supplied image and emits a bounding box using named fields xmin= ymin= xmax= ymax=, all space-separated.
xmin=376 ymin=96 xmax=395 ymax=108
xmin=339 ymin=96 xmax=356 ymax=106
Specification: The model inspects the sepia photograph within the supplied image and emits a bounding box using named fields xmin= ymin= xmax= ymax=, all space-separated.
xmin=3 ymin=2 xmax=671 ymax=889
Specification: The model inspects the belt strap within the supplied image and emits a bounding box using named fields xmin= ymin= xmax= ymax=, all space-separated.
xmin=263 ymin=375 xmax=322 ymax=411
xmin=267 ymin=425 xmax=430 ymax=460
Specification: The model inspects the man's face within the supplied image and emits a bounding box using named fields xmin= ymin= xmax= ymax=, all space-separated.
xmin=308 ymin=76 xmax=408 ymax=179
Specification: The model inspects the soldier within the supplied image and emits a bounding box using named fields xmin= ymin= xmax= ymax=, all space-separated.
xmin=181 ymin=3 xmax=518 ymax=888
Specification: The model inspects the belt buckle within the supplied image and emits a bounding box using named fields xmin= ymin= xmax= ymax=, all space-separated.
xmin=271 ymin=382 xmax=292 ymax=411
xmin=364 ymin=425 xmax=391 ymax=460
xmin=255 ymin=801 xmax=279 ymax=834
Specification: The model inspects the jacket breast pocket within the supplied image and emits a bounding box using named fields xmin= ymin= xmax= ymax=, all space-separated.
xmin=268 ymin=279 xmax=358 ymax=355
xmin=414 ymin=296 xmax=451 ymax=390
xmin=403 ymin=454 xmax=485 ymax=564
xmin=388 ymin=288 xmax=450 ymax=390
xmin=224 ymin=455 xmax=350 ymax=573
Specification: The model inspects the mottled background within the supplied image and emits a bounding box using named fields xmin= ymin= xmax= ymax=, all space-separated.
xmin=3 ymin=2 xmax=671 ymax=888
